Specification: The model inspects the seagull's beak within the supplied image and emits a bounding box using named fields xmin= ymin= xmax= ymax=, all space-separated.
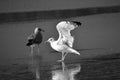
xmin=44 ymin=40 xmax=49 ymax=43
xmin=41 ymin=29 xmax=45 ymax=32
xmin=38 ymin=28 xmax=45 ymax=32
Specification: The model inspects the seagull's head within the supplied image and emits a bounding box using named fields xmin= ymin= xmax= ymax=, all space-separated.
xmin=38 ymin=28 xmax=45 ymax=32
xmin=47 ymin=38 xmax=55 ymax=43
xmin=34 ymin=27 xmax=45 ymax=34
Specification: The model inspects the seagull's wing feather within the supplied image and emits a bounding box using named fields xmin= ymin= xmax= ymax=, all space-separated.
xmin=28 ymin=34 xmax=35 ymax=40
xmin=61 ymin=36 xmax=74 ymax=47
xmin=26 ymin=34 xmax=35 ymax=46
xmin=56 ymin=21 xmax=76 ymax=47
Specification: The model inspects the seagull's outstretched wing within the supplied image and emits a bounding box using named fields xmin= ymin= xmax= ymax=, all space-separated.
xmin=56 ymin=21 xmax=78 ymax=47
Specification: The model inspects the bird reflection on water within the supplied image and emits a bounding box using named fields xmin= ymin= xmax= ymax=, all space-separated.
xmin=52 ymin=61 xmax=81 ymax=80
xmin=28 ymin=54 xmax=42 ymax=80
xmin=28 ymin=53 xmax=81 ymax=80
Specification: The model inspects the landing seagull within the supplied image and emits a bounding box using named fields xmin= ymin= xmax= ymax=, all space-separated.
xmin=26 ymin=27 xmax=45 ymax=55
xmin=47 ymin=21 xmax=81 ymax=62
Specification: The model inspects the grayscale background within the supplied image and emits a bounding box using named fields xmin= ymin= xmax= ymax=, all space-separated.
xmin=0 ymin=0 xmax=120 ymax=80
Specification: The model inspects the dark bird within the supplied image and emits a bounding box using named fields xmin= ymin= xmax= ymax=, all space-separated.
xmin=26 ymin=27 xmax=45 ymax=55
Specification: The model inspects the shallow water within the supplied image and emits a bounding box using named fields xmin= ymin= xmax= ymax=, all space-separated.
xmin=0 ymin=53 xmax=120 ymax=80
xmin=0 ymin=13 xmax=120 ymax=80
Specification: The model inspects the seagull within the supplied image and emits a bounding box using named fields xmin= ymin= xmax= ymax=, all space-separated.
xmin=47 ymin=21 xmax=81 ymax=62
xmin=26 ymin=27 xmax=45 ymax=55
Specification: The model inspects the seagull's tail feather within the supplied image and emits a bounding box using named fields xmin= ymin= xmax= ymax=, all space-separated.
xmin=68 ymin=48 xmax=80 ymax=55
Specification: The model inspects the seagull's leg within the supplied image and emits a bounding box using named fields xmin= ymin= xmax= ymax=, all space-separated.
xmin=30 ymin=46 xmax=34 ymax=56
xmin=30 ymin=45 xmax=34 ymax=65
xmin=62 ymin=52 xmax=68 ymax=61
xmin=62 ymin=52 xmax=65 ymax=61
xmin=57 ymin=52 xmax=64 ymax=62
xmin=37 ymin=44 xmax=39 ymax=55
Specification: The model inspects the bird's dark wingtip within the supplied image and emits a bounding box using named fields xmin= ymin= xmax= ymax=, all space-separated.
xmin=26 ymin=43 xmax=32 ymax=46
xmin=71 ymin=21 xmax=82 ymax=26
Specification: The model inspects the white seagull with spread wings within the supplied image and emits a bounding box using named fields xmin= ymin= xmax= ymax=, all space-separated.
xmin=47 ymin=21 xmax=81 ymax=62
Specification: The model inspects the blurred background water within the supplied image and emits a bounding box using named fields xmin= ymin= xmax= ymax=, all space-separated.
xmin=0 ymin=0 xmax=120 ymax=80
